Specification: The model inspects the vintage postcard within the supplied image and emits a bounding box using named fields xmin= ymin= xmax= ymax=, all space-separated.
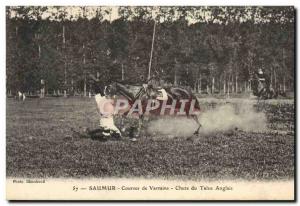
xmin=6 ymin=6 xmax=295 ymax=200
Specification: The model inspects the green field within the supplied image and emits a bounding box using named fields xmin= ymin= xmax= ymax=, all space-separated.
xmin=6 ymin=97 xmax=294 ymax=180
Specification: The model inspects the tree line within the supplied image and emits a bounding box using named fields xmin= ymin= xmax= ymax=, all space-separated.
xmin=6 ymin=6 xmax=294 ymax=96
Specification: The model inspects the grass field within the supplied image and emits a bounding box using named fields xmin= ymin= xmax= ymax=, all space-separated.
xmin=6 ymin=97 xmax=294 ymax=180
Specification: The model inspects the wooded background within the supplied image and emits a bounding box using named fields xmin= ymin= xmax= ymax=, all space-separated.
xmin=6 ymin=6 xmax=294 ymax=96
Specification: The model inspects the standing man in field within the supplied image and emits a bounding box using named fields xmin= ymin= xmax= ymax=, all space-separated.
xmin=17 ymin=91 xmax=25 ymax=101
xmin=40 ymin=79 xmax=45 ymax=98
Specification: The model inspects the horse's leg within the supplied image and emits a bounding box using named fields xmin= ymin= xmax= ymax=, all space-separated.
xmin=137 ymin=115 xmax=144 ymax=137
xmin=185 ymin=100 xmax=201 ymax=135
xmin=120 ymin=115 xmax=126 ymax=132
xmin=192 ymin=114 xmax=201 ymax=135
xmin=185 ymin=114 xmax=201 ymax=141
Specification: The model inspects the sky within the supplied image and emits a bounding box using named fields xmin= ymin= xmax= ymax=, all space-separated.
xmin=8 ymin=6 xmax=294 ymax=24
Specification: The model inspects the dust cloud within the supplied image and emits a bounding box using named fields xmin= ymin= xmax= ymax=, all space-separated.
xmin=146 ymin=117 xmax=199 ymax=137
xmin=146 ymin=101 xmax=267 ymax=137
xmin=199 ymin=102 xmax=267 ymax=134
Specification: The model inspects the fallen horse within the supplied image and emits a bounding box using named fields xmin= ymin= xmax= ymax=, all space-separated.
xmin=75 ymin=74 xmax=202 ymax=141
xmin=104 ymin=81 xmax=202 ymax=137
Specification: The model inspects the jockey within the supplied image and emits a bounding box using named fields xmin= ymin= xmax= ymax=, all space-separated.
xmin=93 ymin=93 xmax=121 ymax=138
xmin=146 ymin=80 xmax=168 ymax=101
xmin=256 ymin=68 xmax=271 ymax=95
xmin=257 ymin=68 xmax=266 ymax=82
xmin=84 ymin=86 xmax=121 ymax=140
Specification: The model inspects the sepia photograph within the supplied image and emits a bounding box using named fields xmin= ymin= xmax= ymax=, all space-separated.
xmin=6 ymin=5 xmax=295 ymax=200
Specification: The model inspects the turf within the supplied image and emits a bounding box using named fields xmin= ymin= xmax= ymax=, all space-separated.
xmin=6 ymin=97 xmax=294 ymax=180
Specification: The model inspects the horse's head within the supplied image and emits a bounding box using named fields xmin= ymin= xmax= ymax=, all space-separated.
xmin=104 ymin=82 xmax=135 ymax=102
xmin=104 ymin=82 xmax=118 ymax=97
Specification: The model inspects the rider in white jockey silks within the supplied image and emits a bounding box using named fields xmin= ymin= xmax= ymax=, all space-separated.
xmin=86 ymin=90 xmax=121 ymax=140
xmin=95 ymin=92 xmax=121 ymax=136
